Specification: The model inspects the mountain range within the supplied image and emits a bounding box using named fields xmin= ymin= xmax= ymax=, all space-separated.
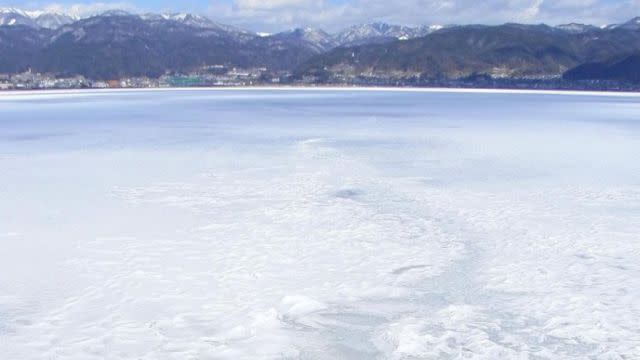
xmin=0 ymin=8 xmax=77 ymax=29
xmin=299 ymin=19 xmax=640 ymax=82
xmin=1 ymin=7 xmax=640 ymax=84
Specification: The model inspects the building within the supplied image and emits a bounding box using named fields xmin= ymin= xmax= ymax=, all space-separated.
xmin=0 ymin=81 xmax=13 ymax=90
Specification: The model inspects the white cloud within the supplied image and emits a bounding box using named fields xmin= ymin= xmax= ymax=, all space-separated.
xmin=234 ymin=0 xmax=321 ymax=10
xmin=207 ymin=0 xmax=640 ymax=32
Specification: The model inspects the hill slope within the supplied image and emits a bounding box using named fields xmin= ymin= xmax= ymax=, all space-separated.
xmin=0 ymin=12 xmax=326 ymax=79
xmin=297 ymin=22 xmax=640 ymax=81
xmin=564 ymin=52 xmax=640 ymax=83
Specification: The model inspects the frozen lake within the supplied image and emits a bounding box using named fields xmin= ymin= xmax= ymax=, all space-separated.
xmin=1 ymin=89 xmax=639 ymax=359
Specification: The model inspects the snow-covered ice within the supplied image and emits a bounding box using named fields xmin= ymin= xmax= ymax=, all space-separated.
xmin=0 ymin=89 xmax=639 ymax=359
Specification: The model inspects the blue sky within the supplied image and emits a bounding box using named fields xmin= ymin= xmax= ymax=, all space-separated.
xmin=4 ymin=0 xmax=640 ymax=31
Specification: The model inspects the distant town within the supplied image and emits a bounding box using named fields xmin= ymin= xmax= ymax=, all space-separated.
xmin=2 ymin=66 xmax=640 ymax=92
xmin=0 ymin=65 xmax=293 ymax=91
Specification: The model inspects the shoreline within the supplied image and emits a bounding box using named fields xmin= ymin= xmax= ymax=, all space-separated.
xmin=2 ymin=85 xmax=640 ymax=98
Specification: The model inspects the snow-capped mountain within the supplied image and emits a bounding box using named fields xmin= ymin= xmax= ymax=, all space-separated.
xmin=267 ymin=23 xmax=443 ymax=53
xmin=142 ymin=12 xmax=215 ymax=28
xmin=0 ymin=8 xmax=76 ymax=29
xmin=335 ymin=23 xmax=443 ymax=46
xmin=0 ymin=8 xmax=38 ymax=27
xmin=0 ymin=7 xmax=41 ymax=18
xmin=167 ymin=13 xmax=215 ymax=28
xmin=0 ymin=7 xmax=254 ymax=42
xmin=140 ymin=12 xmax=253 ymax=41
xmin=556 ymin=23 xmax=599 ymax=34
xmin=34 ymin=13 xmax=76 ymax=29
xmin=610 ymin=17 xmax=640 ymax=31
xmin=1 ymin=8 xmax=241 ymax=32
xmin=271 ymin=27 xmax=337 ymax=53
xmin=50 ymin=10 xmax=255 ymax=45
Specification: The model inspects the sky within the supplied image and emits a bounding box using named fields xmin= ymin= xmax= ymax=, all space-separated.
xmin=4 ymin=0 xmax=640 ymax=32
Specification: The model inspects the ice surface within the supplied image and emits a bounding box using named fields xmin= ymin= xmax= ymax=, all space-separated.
xmin=0 ymin=89 xmax=639 ymax=359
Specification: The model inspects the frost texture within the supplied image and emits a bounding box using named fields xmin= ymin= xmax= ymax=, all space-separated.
xmin=0 ymin=89 xmax=639 ymax=359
